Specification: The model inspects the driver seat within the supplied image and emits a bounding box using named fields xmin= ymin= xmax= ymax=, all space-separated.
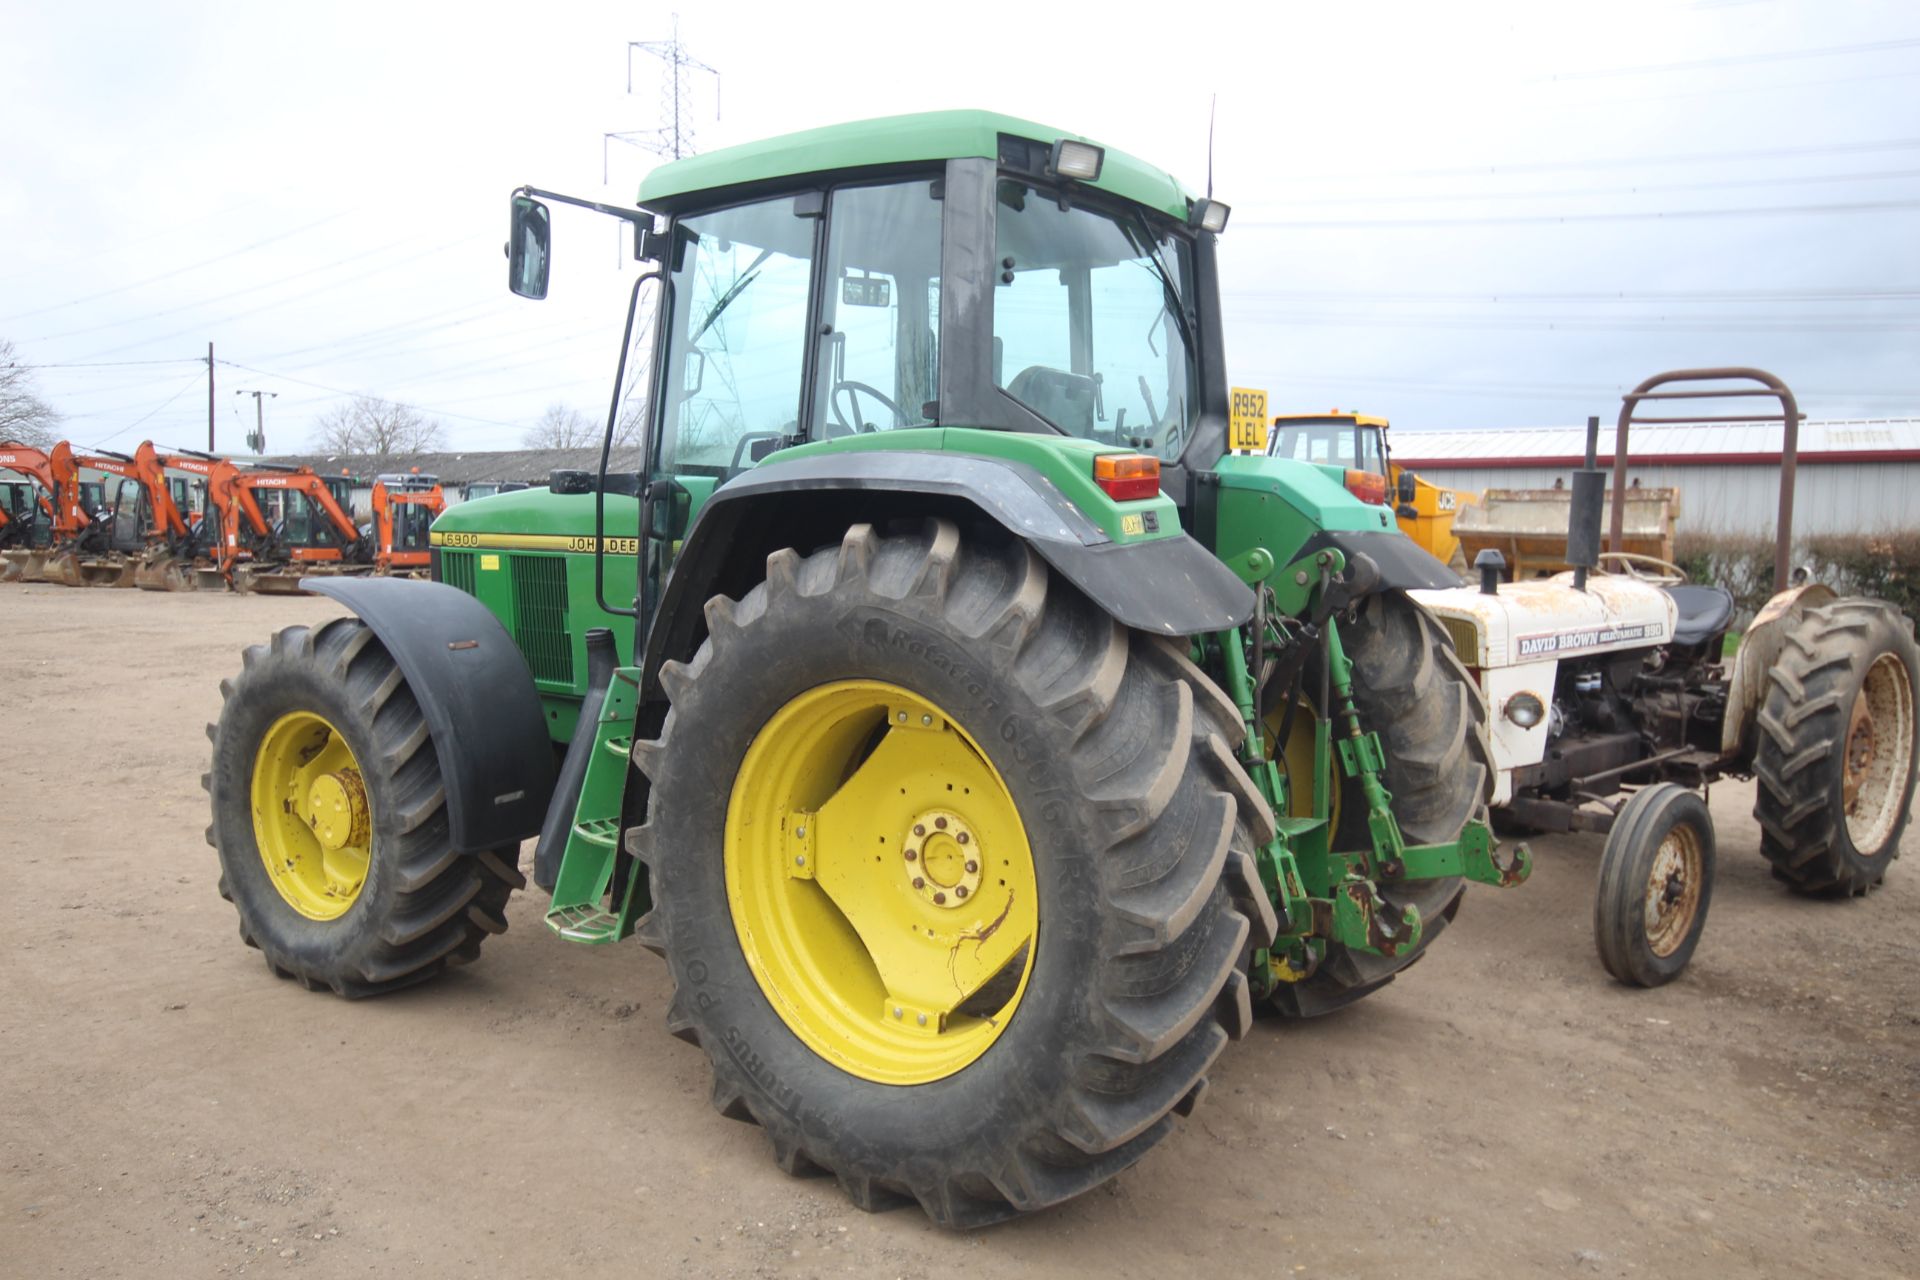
xmin=1006 ymin=366 xmax=1096 ymax=435
xmin=1662 ymin=583 xmax=1736 ymax=648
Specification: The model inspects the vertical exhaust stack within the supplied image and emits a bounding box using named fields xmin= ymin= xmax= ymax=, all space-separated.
xmin=1566 ymin=414 xmax=1606 ymax=592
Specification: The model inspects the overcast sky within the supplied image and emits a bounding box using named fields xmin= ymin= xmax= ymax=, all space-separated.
xmin=4 ymin=0 xmax=1916 ymax=454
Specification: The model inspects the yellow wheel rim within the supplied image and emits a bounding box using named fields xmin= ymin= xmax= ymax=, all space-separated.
xmin=725 ymin=681 xmax=1038 ymax=1086
xmin=250 ymin=711 xmax=373 ymax=921
xmin=1264 ymin=699 xmax=1341 ymax=828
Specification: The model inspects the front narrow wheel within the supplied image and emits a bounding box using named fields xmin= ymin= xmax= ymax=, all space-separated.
xmin=1594 ymin=783 xmax=1715 ymax=987
xmin=205 ymin=619 xmax=523 ymax=996
xmin=628 ymin=520 xmax=1276 ymax=1227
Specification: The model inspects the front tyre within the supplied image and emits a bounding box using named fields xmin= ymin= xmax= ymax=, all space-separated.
xmin=1594 ymin=783 xmax=1715 ymax=987
xmin=205 ymin=619 xmax=523 ymax=996
xmin=628 ymin=520 xmax=1276 ymax=1227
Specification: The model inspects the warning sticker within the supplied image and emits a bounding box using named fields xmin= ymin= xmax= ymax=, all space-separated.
xmin=1515 ymin=621 xmax=1665 ymax=658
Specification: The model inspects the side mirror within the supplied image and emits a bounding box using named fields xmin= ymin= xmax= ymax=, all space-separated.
xmin=507 ymin=195 xmax=551 ymax=299
xmin=1397 ymin=470 xmax=1417 ymax=504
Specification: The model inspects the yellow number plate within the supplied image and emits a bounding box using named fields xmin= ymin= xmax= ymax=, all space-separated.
xmin=1229 ymin=387 xmax=1269 ymax=453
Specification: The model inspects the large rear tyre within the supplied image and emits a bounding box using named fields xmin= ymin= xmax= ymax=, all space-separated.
xmin=1594 ymin=783 xmax=1715 ymax=987
xmin=628 ymin=520 xmax=1277 ymax=1228
xmin=204 ymin=618 xmax=524 ymax=996
xmin=1267 ymin=589 xmax=1493 ymax=1017
xmin=1754 ymin=599 xmax=1920 ymax=896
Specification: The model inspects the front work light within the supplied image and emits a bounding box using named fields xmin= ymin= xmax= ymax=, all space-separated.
xmin=1189 ymin=198 xmax=1231 ymax=233
xmin=1050 ymin=138 xmax=1105 ymax=181
xmin=1093 ymin=453 xmax=1160 ymax=501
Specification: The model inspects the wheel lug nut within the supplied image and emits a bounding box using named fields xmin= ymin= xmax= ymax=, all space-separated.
xmin=956 ymin=832 xmax=969 ymax=845
xmin=917 ymin=1013 xmax=928 ymax=1026
xmin=904 ymin=848 xmax=917 ymax=861
xmin=964 ymin=860 xmax=977 ymax=873
xmin=912 ymin=877 xmax=925 ymax=889
xmin=934 ymin=816 xmax=947 ymax=830
xmin=955 ymin=886 xmax=968 ymax=899
xmin=933 ymin=892 xmax=946 ymax=905
xmin=913 ymin=824 xmax=925 ymax=836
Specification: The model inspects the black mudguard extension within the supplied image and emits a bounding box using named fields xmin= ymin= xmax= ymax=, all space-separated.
xmin=1295 ymin=528 xmax=1461 ymax=592
xmin=301 ymin=577 xmax=556 ymax=853
xmin=642 ymin=451 xmax=1256 ymax=687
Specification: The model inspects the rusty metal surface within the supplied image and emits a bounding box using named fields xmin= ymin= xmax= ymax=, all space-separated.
xmin=1454 ymin=486 xmax=1679 ymax=579
xmin=1612 ymin=368 xmax=1802 ymax=591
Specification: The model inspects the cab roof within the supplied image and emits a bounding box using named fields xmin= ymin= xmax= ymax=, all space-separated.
xmin=1274 ymin=412 xmax=1392 ymax=431
xmin=637 ymin=109 xmax=1194 ymax=222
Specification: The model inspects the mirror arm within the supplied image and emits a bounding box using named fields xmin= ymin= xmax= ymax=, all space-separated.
xmin=516 ymin=185 xmax=665 ymax=261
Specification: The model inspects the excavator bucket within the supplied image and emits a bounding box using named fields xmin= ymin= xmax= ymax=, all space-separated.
xmin=0 ymin=549 xmax=31 ymax=582
xmin=232 ymin=565 xmax=311 ymax=596
xmin=132 ymin=553 xmax=200 ymax=592
xmin=1453 ymin=486 xmax=1680 ymax=580
xmin=195 ymin=565 xmax=230 ymax=591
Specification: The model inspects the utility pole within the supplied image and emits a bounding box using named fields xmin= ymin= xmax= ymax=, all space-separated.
xmin=234 ymin=389 xmax=278 ymax=454
xmin=207 ymin=342 xmax=215 ymax=452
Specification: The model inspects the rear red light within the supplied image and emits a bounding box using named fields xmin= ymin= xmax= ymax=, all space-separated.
xmin=1344 ymin=468 xmax=1389 ymax=506
xmin=1094 ymin=453 xmax=1161 ymax=502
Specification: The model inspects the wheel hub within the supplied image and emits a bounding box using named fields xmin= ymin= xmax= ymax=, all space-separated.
xmin=1844 ymin=652 xmax=1915 ymax=853
xmin=1643 ymin=827 xmax=1703 ymax=958
xmin=903 ymin=809 xmax=980 ymax=907
xmin=250 ymin=711 xmax=373 ymax=921
xmin=725 ymin=681 xmax=1038 ymax=1085
xmin=307 ymin=770 xmax=370 ymax=852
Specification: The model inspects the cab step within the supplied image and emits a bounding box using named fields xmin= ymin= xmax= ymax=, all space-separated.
xmin=543 ymin=668 xmax=650 ymax=946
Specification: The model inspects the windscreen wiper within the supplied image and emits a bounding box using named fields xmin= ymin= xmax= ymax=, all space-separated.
xmin=1128 ymin=217 xmax=1194 ymax=351
xmin=693 ymin=247 xmax=774 ymax=343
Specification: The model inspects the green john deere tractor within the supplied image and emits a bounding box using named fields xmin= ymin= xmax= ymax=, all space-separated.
xmin=204 ymin=110 xmax=1528 ymax=1227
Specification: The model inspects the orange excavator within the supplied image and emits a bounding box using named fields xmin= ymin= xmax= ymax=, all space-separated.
xmin=17 ymin=441 xmax=197 ymax=588
xmin=226 ymin=464 xmax=374 ymax=594
xmin=369 ymin=473 xmax=445 ymax=576
xmin=0 ymin=441 xmax=90 ymax=581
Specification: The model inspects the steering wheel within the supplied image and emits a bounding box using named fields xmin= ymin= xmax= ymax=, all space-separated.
xmin=828 ymin=380 xmax=905 ymax=435
xmin=1596 ymin=551 xmax=1687 ymax=585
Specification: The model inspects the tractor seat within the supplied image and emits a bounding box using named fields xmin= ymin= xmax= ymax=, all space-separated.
xmin=1662 ymin=584 xmax=1736 ymax=647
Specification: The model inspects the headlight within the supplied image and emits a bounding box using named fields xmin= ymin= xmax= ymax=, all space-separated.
xmin=1504 ymin=692 xmax=1545 ymax=728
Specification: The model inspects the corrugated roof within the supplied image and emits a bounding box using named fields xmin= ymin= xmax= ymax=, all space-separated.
xmin=257 ymin=446 xmax=643 ymax=485
xmin=1391 ymin=418 xmax=1920 ymax=467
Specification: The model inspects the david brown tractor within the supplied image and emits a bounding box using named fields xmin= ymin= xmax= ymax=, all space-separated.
xmin=1414 ymin=369 xmax=1920 ymax=987
xmin=203 ymin=111 xmax=1526 ymax=1226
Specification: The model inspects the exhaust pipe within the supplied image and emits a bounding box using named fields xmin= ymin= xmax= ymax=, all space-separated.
xmin=1567 ymin=414 xmax=1607 ymax=592
xmin=533 ymin=627 xmax=619 ymax=892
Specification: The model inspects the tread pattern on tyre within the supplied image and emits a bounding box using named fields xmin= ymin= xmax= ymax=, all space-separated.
xmin=626 ymin=520 xmax=1278 ymax=1228
xmin=205 ymin=618 xmax=523 ymax=997
xmin=1753 ymin=598 xmax=1920 ymax=897
xmin=1268 ymin=590 xmax=1493 ymax=1017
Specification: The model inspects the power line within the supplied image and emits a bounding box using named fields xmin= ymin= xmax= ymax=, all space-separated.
xmin=1272 ymin=137 xmax=1920 ymax=185
xmin=1274 ymin=166 xmax=1920 ymax=208
xmin=1239 ymin=197 xmax=1920 ymax=230
xmin=1538 ymin=35 xmax=1920 ymax=83
xmin=214 ymin=359 xmax=529 ymax=431
xmin=0 ymin=211 xmax=351 ymax=325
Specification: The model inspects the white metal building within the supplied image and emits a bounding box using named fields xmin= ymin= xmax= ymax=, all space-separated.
xmin=1390 ymin=419 xmax=1920 ymax=537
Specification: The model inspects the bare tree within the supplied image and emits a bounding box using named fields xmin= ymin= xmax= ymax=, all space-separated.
xmin=0 ymin=339 xmax=62 ymax=448
xmin=310 ymin=395 xmax=445 ymax=463
xmin=524 ymin=403 xmax=598 ymax=449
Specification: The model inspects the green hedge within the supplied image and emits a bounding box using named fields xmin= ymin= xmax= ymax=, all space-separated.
xmin=1672 ymin=531 xmax=1920 ymax=625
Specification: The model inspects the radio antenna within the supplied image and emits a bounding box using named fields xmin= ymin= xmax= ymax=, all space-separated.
xmin=1206 ymin=93 xmax=1217 ymax=199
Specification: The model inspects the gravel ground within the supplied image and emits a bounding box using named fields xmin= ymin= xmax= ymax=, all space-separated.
xmin=3 ymin=581 xmax=1915 ymax=1278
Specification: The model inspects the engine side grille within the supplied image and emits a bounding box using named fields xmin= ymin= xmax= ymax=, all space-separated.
xmin=510 ymin=553 xmax=574 ymax=686
xmin=439 ymin=549 xmax=476 ymax=595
